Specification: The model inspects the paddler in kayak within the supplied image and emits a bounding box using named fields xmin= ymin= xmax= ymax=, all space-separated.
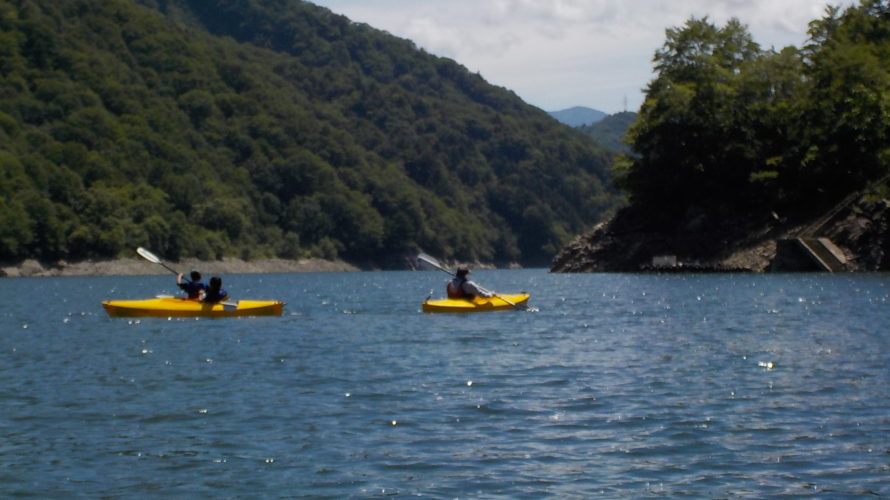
xmin=177 ymin=270 xmax=206 ymax=300
xmin=202 ymin=276 xmax=229 ymax=303
xmin=446 ymin=267 xmax=493 ymax=299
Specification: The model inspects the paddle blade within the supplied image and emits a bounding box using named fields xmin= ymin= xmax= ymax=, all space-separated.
xmin=417 ymin=253 xmax=452 ymax=274
xmin=137 ymin=247 xmax=162 ymax=264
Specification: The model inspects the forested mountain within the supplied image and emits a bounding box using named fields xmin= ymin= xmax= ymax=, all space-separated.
xmin=578 ymin=112 xmax=637 ymax=153
xmin=0 ymin=0 xmax=623 ymax=268
xmin=554 ymin=0 xmax=890 ymax=272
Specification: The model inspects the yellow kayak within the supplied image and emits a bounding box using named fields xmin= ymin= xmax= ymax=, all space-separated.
xmin=422 ymin=293 xmax=530 ymax=313
xmin=102 ymin=297 xmax=284 ymax=318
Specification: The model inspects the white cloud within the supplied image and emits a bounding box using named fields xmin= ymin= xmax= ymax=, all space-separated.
xmin=311 ymin=0 xmax=854 ymax=113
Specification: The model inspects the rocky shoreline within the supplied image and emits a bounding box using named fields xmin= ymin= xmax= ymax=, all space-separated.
xmin=0 ymin=257 xmax=359 ymax=278
xmin=551 ymin=194 xmax=890 ymax=273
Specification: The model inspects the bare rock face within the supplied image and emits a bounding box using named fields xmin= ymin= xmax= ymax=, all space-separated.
xmin=551 ymin=213 xmax=640 ymax=273
xmin=551 ymin=196 xmax=890 ymax=273
xmin=551 ymin=205 xmax=774 ymax=273
xmin=2 ymin=259 xmax=45 ymax=277
xmin=550 ymin=220 xmax=672 ymax=272
xmin=826 ymin=199 xmax=890 ymax=271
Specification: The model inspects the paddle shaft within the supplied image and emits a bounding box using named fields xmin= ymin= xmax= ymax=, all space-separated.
xmin=158 ymin=259 xmax=197 ymax=286
xmin=160 ymin=262 xmax=183 ymax=278
xmin=482 ymin=287 xmax=518 ymax=308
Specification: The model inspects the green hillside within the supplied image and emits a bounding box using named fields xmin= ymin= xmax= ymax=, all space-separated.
xmin=578 ymin=111 xmax=637 ymax=153
xmin=0 ymin=0 xmax=623 ymax=268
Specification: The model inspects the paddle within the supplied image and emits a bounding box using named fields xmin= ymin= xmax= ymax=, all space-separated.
xmin=137 ymin=247 xmax=181 ymax=276
xmin=416 ymin=253 xmax=521 ymax=309
xmin=136 ymin=247 xmax=237 ymax=310
xmin=417 ymin=252 xmax=457 ymax=277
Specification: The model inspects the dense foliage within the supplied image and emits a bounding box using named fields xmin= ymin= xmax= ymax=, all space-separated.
xmin=0 ymin=0 xmax=622 ymax=267
xmin=616 ymin=0 xmax=890 ymax=227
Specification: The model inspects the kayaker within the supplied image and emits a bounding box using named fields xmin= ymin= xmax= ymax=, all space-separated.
xmin=446 ymin=267 xmax=493 ymax=299
xmin=177 ymin=270 xmax=206 ymax=300
xmin=202 ymin=276 xmax=229 ymax=303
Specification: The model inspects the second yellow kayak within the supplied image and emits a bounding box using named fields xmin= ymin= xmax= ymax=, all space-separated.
xmin=422 ymin=293 xmax=530 ymax=313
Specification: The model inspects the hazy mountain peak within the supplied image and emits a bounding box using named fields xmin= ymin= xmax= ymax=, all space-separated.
xmin=548 ymin=106 xmax=607 ymax=127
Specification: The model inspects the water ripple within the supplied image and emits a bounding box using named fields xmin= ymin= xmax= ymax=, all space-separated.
xmin=0 ymin=272 xmax=888 ymax=497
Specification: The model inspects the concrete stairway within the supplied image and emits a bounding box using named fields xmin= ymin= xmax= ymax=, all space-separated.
xmin=795 ymin=237 xmax=847 ymax=272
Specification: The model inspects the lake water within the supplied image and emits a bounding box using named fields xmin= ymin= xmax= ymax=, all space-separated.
xmin=1 ymin=270 xmax=889 ymax=498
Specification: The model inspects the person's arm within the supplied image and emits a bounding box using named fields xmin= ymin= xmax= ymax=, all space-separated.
xmin=463 ymin=280 xmax=493 ymax=298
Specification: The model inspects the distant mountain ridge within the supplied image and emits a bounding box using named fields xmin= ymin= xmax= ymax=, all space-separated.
xmin=578 ymin=112 xmax=637 ymax=153
xmin=548 ymin=106 xmax=607 ymax=127
xmin=548 ymin=107 xmax=638 ymax=154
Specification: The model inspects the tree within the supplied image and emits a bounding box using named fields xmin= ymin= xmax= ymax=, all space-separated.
xmin=617 ymin=17 xmax=764 ymax=217
xmin=795 ymin=0 xmax=890 ymax=204
xmin=614 ymin=0 xmax=889 ymax=236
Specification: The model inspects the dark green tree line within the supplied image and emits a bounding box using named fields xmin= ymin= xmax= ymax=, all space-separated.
xmin=616 ymin=1 xmax=889 ymax=228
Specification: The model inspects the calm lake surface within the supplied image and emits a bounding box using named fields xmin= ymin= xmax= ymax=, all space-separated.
xmin=1 ymin=270 xmax=889 ymax=498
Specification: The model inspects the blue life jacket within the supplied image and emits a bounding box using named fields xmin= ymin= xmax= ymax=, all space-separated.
xmin=179 ymin=280 xmax=206 ymax=299
xmin=203 ymin=287 xmax=229 ymax=303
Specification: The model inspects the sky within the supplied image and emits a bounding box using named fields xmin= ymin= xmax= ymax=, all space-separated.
xmin=309 ymin=0 xmax=855 ymax=114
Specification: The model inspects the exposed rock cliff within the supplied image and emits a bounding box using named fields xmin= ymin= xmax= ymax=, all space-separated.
xmin=551 ymin=195 xmax=890 ymax=273
xmin=825 ymin=198 xmax=890 ymax=271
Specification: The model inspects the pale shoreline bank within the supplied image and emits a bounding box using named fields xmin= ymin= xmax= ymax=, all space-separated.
xmin=1 ymin=257 xmax=359 ymax=278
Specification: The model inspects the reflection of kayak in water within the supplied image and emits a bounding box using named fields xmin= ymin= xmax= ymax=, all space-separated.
xmin=102 ymin=297 xmax=284 ymax=318
xmin=422 ymin=293 xmax=530 ymax=313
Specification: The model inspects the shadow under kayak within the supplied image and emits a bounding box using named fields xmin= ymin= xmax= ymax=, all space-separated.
xmin=422 ymin=293 xmax=530 ymax=313
xmin=102 ymin=297 xmax=284 ymax=318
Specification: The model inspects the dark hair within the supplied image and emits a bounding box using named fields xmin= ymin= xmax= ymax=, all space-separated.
xmin=456 ymin=268 xmax=469 ymax=278
xmin=190 ymin=271 xmax=202 ymax=281
xmin=209 ymin=276 xmax=222 ymax=289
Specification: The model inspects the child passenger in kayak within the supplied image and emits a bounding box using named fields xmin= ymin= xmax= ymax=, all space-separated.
xmin=446 ymin=268 xmax=493 ymax=299
xmin=177 ymin=270 xmax=206 ymax=300
xmin=202 ymin=276 xmax=229 ymax=303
